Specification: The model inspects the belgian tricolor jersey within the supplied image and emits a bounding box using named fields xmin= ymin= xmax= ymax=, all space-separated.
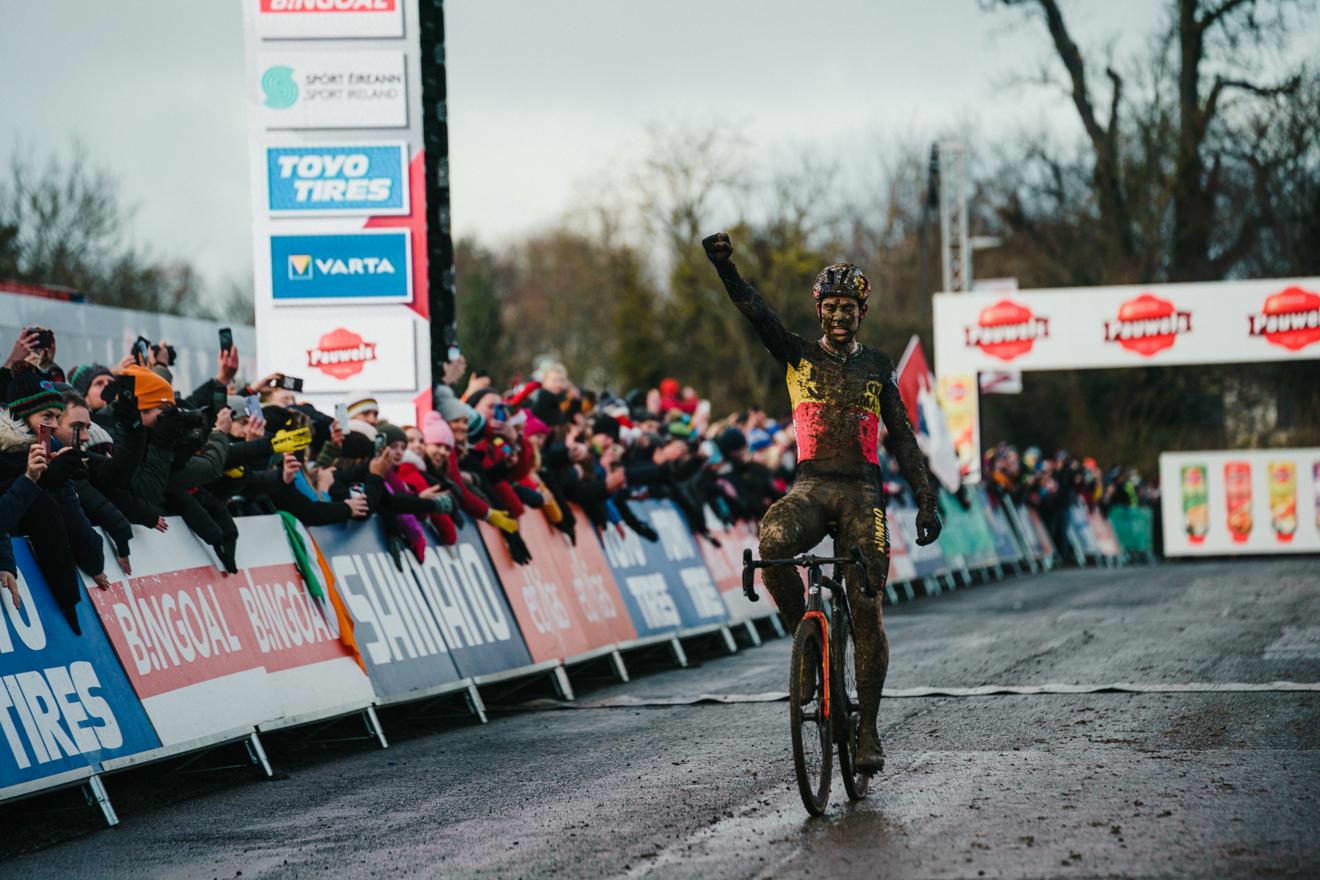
xmin=713 ymin=259 xmax=934 ymax=499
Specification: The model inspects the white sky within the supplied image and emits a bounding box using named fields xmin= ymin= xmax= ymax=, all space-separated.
xmin=4 ymin=0 xmax=1309 ymax=299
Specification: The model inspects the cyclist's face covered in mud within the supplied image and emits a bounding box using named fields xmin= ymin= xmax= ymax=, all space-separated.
xmin=817 ymin=296 xmax=863 ymax=349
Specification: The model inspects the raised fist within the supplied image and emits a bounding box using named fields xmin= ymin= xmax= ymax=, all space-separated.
xmin=702 ymin=232 xmax=733 ymax=265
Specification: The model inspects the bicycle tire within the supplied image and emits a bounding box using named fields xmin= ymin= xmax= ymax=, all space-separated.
xmin=833 ymin=604 xmax=870 ymax=801
xmin=789 ymin=617 xmax=832 ymax=815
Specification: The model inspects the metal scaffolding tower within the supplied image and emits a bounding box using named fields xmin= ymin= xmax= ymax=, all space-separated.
xmin=937 ymin=140 xmax=971 ymax=293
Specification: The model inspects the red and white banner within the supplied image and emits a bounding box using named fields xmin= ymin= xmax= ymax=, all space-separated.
xmin=934 ymin=278 xmax=1320 ymax=374
xmin=477 ymin=510 xmax=637 ymax=663
xmin=85 ymin=517 xmax=372 ymax=746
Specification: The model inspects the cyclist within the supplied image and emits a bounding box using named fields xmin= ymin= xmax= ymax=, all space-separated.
xmin=702 ymin=232 xmax=941 ymax=773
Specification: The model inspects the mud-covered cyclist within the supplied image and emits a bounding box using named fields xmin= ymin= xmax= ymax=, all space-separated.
xmin=702 ymin=231 xmax=942 ymax=774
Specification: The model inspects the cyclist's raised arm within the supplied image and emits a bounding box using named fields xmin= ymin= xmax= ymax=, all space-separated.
xmin=702 ymin=232 xmax=798 ymax=364
xmin=878 ymin=365 xmax=937 ymax=510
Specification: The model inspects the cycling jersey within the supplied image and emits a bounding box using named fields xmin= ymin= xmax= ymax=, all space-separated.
xmin=713 ymin=259 xmax=934 ymax=502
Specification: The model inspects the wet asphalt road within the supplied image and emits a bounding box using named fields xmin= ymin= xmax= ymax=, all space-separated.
xmin=4 ymin=557 xmax=1319 ymax=879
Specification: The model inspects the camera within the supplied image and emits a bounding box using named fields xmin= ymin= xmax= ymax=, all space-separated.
xmin=32 ymin=328 xmax=55 ymax=350
xmin=276 ymin=374 xmax=304 ymax=392
xmin=153 ymin=343 xmax=177 ymax=366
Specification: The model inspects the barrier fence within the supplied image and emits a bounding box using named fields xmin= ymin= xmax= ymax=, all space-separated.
xmin=0 ymin=489 xmax=1151 ymax=824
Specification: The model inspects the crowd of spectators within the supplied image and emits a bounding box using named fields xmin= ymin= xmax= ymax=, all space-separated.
xmin=1 ymin=322 xmax=1156 ymax=636
xmin=982 ymin=442 xmax=1162 ymax=558
xmin=0 ymin=325 xmax=824 ymax=634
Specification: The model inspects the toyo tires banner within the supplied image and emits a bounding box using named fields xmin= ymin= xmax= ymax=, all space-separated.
xmin=1 ymin=541 xmax=158 ymax=797
xmin=598 ymin=500 xmax=729 ymax=636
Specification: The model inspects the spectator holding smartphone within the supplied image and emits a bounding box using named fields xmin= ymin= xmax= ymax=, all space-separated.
xmin=0 ymin=364 xmax=111 ymax=632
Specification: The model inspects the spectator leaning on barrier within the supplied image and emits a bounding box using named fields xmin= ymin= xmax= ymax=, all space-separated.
xmin=0 ymin=364 xmax=113 ymax=632
xmin=56 ymin=389 xmax=135 ymax=575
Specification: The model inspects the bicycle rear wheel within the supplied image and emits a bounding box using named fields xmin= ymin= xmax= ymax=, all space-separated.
xmin=833 ymin=608 xmax=870 ymax=801
xmin=789 ymin=617 xmax=832 ymax=815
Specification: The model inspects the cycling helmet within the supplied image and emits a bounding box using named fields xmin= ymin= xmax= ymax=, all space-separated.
xmin=812 ymin=263 xmax=871 ymax=306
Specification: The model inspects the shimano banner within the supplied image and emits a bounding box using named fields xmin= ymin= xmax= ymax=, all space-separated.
xmin=309 ymin=519 xmax=464 ymax=700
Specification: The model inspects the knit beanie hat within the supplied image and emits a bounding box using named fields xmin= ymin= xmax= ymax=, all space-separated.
xmin=4 ymin=367 xmax=64 ymax=422
xmin=422 ymin=411 xmax=455 ymax=447
xmin=435 ymin=385 xmax=470 ymax=423
xmin=347 ymin=397 xmax=379 ymax=419
xmin=70 ymin=363 xmax=113 ymax=398
xmin=466 ymin=387 xmax=499 ymax=410
xmin=341 ymin=432 xmax=375 ymax=460
xmin=347 ymin=418 xmax=377 ymax=442
xmin=592 ymin=413 xmax=620 ymax=442
xmin=530 ymin=389 xmax=565 ymax=427
xmin=117 ymin=366 xmax=175 ymax=411
xmin=377 ymin=421 xmax=407 ymax=448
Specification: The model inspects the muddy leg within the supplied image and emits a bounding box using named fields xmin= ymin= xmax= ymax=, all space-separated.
xmin=757 ymin=485 xmax=830 ymax=635
xmin=837 ymin=490 xmax=892 ymax=772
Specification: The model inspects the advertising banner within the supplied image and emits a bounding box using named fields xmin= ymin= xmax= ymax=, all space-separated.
xmin=889 ymin=503 xmax=951 ymax=579
xmin=273 ymin=310 xmax=418 ymax=394
xmin=1160 ymin=448 xmax=1320 ymax=556
xmin=598 ymin=501 xmax=729 ymax=636
xmin=309 ymin=519 xmax=464 ymax=700
xmin=938 ymin=373 xmax=981 ymax=483
xmin=884 ymin=508 xmax=918 ymax=586
xmin=977 ymin=488 xmax=1024 ymax=563
xmin=255 ymin=51 xmax=407 ymax=130
xmin=697 ymin=514 xmax=778 ymax=622
xmin=1066 ymin=501 xmax=1102 ymax=559
xmin=254 ymin=0 xmax=405 ymax=41
xmin=85 ymin=523 xmax=282 ymax=747
xmin=477 ymin=512 xmax=636 ymax=664
xmin=401 ymin=518 xmax=532 ymax=679
xmin=934 ymin=278 xmax=1320 ymax=374
xmin=233 ymin=519 xmax=375 ymax=725
xmin=266 ymin=143 xmax=409 ymax=216
xmin=271 ymin=230 xmax=412 ymax=305
xmin=244 ymin=0 xmax=430 ymax=426
xmin=1 ymin=541 xmax=159 ymax=797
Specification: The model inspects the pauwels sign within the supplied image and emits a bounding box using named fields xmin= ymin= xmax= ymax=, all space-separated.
xmin=243 ymin=0 xmax=431 ymax=423
xmin=933 ymin=278 xmax=1320 ymax=374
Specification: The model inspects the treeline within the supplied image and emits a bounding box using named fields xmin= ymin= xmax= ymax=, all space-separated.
xmin=458 ymin=0 xmax=1320 ymax=475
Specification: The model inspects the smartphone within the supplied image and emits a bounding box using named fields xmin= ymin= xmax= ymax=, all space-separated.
xmin=334 ymin=402 xmax=349 ymax=433
xmin=36 ymin=424 xmax=52 ymax=453
xmin=132 ymin=336 xmax=152 ymax=366
xmin=277 ymin=374 xmax=304 ymax=392
xmin=219 ymin=327 xmax=233 ymax=355
xmin=245 ymin=395 xmax=262 ymax=420
xmin=373 ymin=433 xmax=387 ymax=454
xmin=447 ymin=344 xmax=461 ymax=362
xmin=493 ymin=402 xmax=509 ymax=422
xmin=33 ymin=329 xmax=55 ymax=350
xmin=71 ymin=425 xmax=84 ymax=452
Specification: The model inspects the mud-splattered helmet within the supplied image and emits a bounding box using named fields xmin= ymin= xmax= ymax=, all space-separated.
xmin=812 ymin=263 xmax=871 ymax=308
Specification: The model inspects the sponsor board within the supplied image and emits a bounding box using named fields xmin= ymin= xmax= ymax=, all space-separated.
xmin=1 ymin=541 xmax=159 ymax=794
xmin=310 ymin=519 xmax=464 ymax=699
xmin=266 ymin=144 xmax=408 ymax=215
xmin=934 ymin=278 xmax=1320 ymax=373
xmin=85 ymin=523 xmax=282 ymax=746
xmin=255 ymin=0 xmax=404 ymax=41
xmin=477 ymin=511 xmax=636 ymax=663
xmin=598 ymin=501 xmax=729 ymax=637
xmin=257 ymin=51 xmax=407 ymax=130
xmin=401 ymin=518 xmax=533 ymax=679
xmin=262 ymin=309 xmax=418 ymax=393
xmin=1104 ymin=293 xmax=1192 ymax=357
xmin=270 ymin=230 xmax=411 ymax=304
xmin=1160 ymin=448 xmax=1320 ymax=556
xmin=697 ymin=513 xmax=778 ymax=622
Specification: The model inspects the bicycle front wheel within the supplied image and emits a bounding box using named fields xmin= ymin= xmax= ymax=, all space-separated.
xmin=789 ymin=617 xmax=832 ymax=815
xmin=833 ymin=609 xmax=870 ymax=801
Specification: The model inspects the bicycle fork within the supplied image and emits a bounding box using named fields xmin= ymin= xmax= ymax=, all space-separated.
xmin=803 ymin=565 xmax=830 ymax=721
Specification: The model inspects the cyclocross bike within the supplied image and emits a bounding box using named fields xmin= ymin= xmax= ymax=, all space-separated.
xmin=742 ymin=542 xmax=874 ymax=815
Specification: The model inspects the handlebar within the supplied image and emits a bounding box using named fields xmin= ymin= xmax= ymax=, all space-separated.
xmin=741 ymin=544 xmax=874 ymax=600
